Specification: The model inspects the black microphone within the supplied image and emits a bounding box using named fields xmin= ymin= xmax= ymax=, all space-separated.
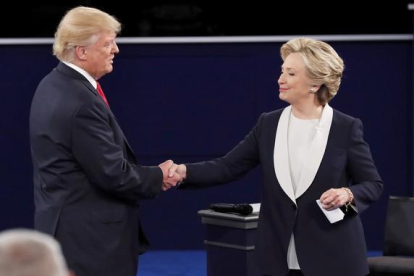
xmin=209 ymin=203 xmax=253 ymax=216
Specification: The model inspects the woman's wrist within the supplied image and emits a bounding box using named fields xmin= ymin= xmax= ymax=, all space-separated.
xmin=342 ymin=187 xmax=354 ymax=205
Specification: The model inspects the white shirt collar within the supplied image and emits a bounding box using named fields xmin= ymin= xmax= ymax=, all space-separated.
xmin=62 ymin=61 xmax=97 ymax=89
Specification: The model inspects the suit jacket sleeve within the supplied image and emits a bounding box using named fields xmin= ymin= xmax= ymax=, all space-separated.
xmin=71 ymin=100 xmax=163 ymax=200
xmin=182 ymin=114 xmax=264 ymax=188
xmin=346 ymin=118 xmax=383 ymax=213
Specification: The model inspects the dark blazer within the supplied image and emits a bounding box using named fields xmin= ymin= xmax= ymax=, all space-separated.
xmin=181 ymin=107 xmax=383 ymax=276
xmin=30 ymin=62 xmax=163 ymax=276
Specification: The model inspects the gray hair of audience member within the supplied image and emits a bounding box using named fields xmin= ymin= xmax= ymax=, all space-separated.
xmin=0 ymin=229 xmax=70 ymax=276
xmin=53 ymin=6 xmax=121 ymax=63
xmin=280 ymin=37 xmax=344 ymax=105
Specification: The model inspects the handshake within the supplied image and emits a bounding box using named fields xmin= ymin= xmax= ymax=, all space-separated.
xmin=158 ymin=160 xmax=187 ymax=191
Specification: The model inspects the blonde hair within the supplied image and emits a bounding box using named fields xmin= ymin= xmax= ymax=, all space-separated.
xmin=0 ymin=229 xmax=69 ymax=276
xmin=280 ymin=37 xmax=344 ymax=105
xmin=53 ymin=6 xmax=121 ymax=62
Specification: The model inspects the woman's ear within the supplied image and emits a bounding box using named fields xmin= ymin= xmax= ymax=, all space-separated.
xmin=310 ymin=85 xmax=321 ymax=93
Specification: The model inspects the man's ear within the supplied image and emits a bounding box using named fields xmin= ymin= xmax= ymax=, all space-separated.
xmin=75 ymin=46 xmax=87 ymax=61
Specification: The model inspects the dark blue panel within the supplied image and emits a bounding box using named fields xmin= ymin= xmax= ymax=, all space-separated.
xmin=0 ymin=41 xmax=410 ymax=251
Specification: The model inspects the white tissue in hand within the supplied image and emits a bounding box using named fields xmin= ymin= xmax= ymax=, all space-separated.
xmin=316 ymin=199 xmax=344 ymax=224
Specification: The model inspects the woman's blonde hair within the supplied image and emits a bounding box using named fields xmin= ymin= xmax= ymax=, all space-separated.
xmin=53 ymin=6 xmax=121 ymax=62
xmin=280 ymin=37 xmax=344 ymax=105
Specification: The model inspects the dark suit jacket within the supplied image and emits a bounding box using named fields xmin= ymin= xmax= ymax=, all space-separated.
xmin=181 ymin=108 xmax=383 ymax=276
xmin=30 ymin=62 xmax=163 ymax=276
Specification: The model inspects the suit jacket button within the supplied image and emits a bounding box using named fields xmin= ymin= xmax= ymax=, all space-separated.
xmin=292 ymin=204 xmax=297 ymax=210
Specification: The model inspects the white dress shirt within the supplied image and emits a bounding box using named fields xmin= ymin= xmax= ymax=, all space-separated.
xmin=63 ymin=61 xmax=97 ymax=89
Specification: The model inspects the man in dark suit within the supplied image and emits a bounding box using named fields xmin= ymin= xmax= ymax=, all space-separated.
xmin=29 ymin=6 xmax=181 ymax=276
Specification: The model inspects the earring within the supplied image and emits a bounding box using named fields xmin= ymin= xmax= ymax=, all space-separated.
xmin=310 ymin=88 xmax=315 ymax=93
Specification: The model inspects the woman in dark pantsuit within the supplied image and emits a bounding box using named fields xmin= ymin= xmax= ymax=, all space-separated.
xmin=172 ymin=37 xmax=383 ymax=276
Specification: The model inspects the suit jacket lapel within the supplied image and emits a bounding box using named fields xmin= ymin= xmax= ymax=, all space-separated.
xmin=274 ymin=106 xmax=296 ymax=204
xmin=57 ymin=62 xmax=137 ymax=161
xmin=295 ymin=104 xmax=333 ymax=198
xmin=81 ymin=82 xmax=137 ymax=159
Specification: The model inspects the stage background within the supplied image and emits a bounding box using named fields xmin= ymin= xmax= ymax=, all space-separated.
xmin=0 ymin=38 xmax=411 ymax=251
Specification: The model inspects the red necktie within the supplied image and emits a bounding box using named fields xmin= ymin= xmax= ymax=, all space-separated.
xmin=96 ymin=82 xmax=110 ymax=107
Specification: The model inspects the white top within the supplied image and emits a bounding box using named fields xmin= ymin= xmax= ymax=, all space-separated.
xmin=288 ymin=113 xmax=319 ymax=193
xmin=286 ymin=112 xmax=319 ymax=269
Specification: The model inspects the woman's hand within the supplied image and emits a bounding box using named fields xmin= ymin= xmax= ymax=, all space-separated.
xmin=319 ymin=188 xmax=351 ymax=210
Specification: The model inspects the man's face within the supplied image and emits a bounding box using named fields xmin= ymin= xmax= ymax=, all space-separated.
xmin=82 ymin=31 xmax=119 ymax=80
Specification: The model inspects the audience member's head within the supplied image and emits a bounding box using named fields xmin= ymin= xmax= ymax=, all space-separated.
xmin=0 ymin=229 xmax=73 ymax=276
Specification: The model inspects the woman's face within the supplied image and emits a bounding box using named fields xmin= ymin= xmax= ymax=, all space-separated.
xmin=278 ymin=53 xmax=314 ymax=106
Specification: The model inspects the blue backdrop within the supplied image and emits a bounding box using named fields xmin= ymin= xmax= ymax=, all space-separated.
xmin=0 ymin=39 xmax=411 ymax=251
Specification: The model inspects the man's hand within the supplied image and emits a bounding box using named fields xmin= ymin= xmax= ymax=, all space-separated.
xmin=158 ymin=160 xmax=183 ymax=191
